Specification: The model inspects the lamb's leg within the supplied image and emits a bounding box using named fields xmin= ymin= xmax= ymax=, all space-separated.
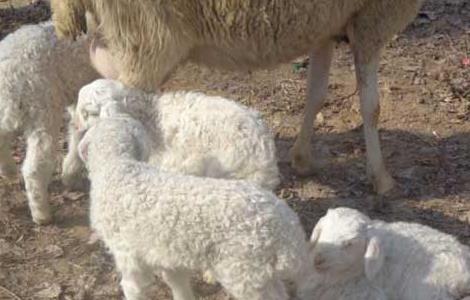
xmin=61 ymin=115 xmax=87 ymax=190
xmin=290 ymin=41 xmax=334 ymax=175
xmin=22 ymin=129 xmax=55 ymax=224
xmin=114 ymin=252 xmax=153 ymax=300
xmin=161 ymin=269 xmax=195 ymax=300
xmin=0 ymin=131 xmax=17 ymax=179
xmin=352 ymin=50 xmax=394 ymax=195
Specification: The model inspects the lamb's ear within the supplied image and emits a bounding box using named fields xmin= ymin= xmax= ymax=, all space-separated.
xmin=77 ymin=135 xmax=90 ymax=163
xmin=364 ymin=235 xmax=384 ymax=280
xmin=309 ymin=218 xmax=323 ymax=249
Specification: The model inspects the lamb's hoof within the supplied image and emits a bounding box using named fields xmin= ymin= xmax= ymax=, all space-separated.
xmin=202 ymin=270 xmax=217 ymax=285
xmin=87 ymin=231 xmax=100 ymax=245
xmin=32 ymin=209 xmax=53 ymax=225
xmin=372 ymin=172 xmax=395 ymax=195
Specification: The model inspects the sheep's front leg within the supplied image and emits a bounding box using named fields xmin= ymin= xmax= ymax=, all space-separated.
xmin=353 ymin=51 xmax=394 ymax=195
xmin=114 ymin=252 xmax=153 ymax=300
xmin=61 ymin=116 xmax=87 ymax=190
xmin=290 ymin=41 xmax=334 ymax=175
xmin=22 ymin=130 xmax=55 ymax=224
xmin=161 ymin=269 xmax=196 ymax=300
xmin=0 ymin=131 xmax=17 ymax=179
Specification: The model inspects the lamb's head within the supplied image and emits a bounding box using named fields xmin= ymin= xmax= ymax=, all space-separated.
xmin=77 ymin=116 xmax=152 ymax=167
xmin=309 ymin=207 xmax=384 ymax=282
xmin=75 ymin=79 xmax=144 ymax=132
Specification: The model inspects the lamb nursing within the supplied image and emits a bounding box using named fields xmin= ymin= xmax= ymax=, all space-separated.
xmin=51 ymin=0 xmax=426 ymax=194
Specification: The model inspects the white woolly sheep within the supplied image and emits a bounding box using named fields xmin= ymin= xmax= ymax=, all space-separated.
xmin=51 ymin=0 xmax=426 ymax=195
xmin=70 ymin=78 xmax=280 ymax=190
xmin=298 ymin=274 xmax=387 ymax=300
xmin=0 ymin=21 xmax=99 ymax=224
xmin=77 ymin=114 xmax=310 ymax=300
xmin=309 ymin=207 xmax=470 ymax=300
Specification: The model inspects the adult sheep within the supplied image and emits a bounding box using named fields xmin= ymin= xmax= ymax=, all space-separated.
xmin=51 ymin=0 xmax=425 ymax=195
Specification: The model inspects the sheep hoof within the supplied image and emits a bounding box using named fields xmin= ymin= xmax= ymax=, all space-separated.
xmin=32 ymin=209 xmax=53 ymax=225
xmin=372 ymin=172 xmax=395 ymax=195
xmin=289 ymin=148 xmax=318 ymax=177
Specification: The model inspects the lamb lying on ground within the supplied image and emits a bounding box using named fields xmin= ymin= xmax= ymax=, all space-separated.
xmin=77 ymin=113 xmax=310 ymax=300
xmin=69 ymin=79 xmax=280 ymax=190
xmin=0 ymin=21 xmax=98 ymax=224
xmin=309 ymin=207 xmax=470 ymax=300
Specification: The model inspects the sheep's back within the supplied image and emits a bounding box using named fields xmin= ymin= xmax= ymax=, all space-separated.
xmin=89 ymin=160 xmax=305 ymax=273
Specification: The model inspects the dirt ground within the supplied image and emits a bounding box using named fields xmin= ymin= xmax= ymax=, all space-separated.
xmin=0 ymin=0 xmax=469 ymax=299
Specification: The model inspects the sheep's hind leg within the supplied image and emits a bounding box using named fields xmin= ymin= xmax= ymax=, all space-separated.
xmin=0 ymin=131 xmax=17 ymax=179
xmin=290 ymin=41 xmax=334 ymax=176
xmin=352 ymin=50 xmax=394 ymax=195
xmin=161 ymin=269 xmax=195 ymax=300
xmin=22 ymin=129 xmax=55 ymax=224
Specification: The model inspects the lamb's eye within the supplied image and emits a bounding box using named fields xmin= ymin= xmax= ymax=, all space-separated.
xmin=82 ymin=110 xmax=89 ymax=119
xmin=342 ymin=241 xmax=353 ymax=248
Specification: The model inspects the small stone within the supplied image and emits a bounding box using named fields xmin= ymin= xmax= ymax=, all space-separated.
xmin=35 ymin=284 xmax=62 ymax=299
xmin=316 ymin=112 xmax=325 ymax=125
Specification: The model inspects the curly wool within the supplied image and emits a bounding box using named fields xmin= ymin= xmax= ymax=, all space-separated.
xmin=0 ymin=21 xmax=99 ymax=224
xmin=79 ymin=116 xmax=310 ymax=300
xmin=310 ymin=207 xmax=470 ymax=300
xmin=73 ymin=79 xmax=280 ymax=190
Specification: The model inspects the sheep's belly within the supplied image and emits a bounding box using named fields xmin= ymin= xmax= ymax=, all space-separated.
xmin=189 ymin=39 xmax=320 ymax=71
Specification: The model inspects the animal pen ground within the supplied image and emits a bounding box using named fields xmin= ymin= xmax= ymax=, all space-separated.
xmin=0 ymin=0 xmax=469 ymax=299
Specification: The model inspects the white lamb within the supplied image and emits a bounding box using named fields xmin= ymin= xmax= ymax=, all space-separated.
xmin=69 ymin=78 xmax=280 ymax=190
xmin=309 ymin=207 xmax=470 ymax=300
xmin=76 ymin=114 xmax=310 ymax=300
xmin=0 ymin=21 xmax=99 ymax=224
